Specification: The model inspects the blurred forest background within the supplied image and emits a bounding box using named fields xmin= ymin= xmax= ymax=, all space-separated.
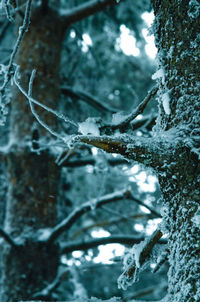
xmin=0 ymin=0 xmax=168 ymax=301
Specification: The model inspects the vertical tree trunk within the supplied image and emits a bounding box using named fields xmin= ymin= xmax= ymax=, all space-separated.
xmin=152 ymin=0 xmax=200 ymax=301
xmin=1 ymin=7 xmax=64 ymax=301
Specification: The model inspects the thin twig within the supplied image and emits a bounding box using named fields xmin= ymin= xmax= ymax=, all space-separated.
xmin=14 ymin=68 xmax=78 ymax=141
xmin=45 ymin=189 xmax=130 ymax=244
xmin=61 ymin=86 xmax=118 ymax=113
xmin=0 ymin=0 xmax=33 ymax=92
xmin=100 ymin=86 xmax=158 ymax=133
xmin=128 ymin=191 xmax=161 ymax=218
xmin=31 ymin=269 xmax=69 ymax=299
xmin=0 ymin=228 xmax=19 ymax=248
xmin=71 ymin=213 xmax=155 ymax=239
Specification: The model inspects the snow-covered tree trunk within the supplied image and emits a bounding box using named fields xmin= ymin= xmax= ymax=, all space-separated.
xmin=1 ymin=7 xmax=64 ymax=300
xmin=152 ymin=0 xmax=200 ymax=301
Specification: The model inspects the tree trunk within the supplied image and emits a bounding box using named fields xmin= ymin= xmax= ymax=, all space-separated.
xmin=152 ymin=0 xmax=200 ymax=301
xmin=1 ymin=7 xmax=64 ymax=301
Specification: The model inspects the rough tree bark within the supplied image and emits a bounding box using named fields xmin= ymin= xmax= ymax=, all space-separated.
xmin=1 ymin=5 xmax=64 ymax=301
xmin=0 ymin=0 xmax=199 ymax=301
xmin=151 ymin=1 xmax=200 ymax=301
xmin=74 ymin=1 xmax=200 ymax=301
xmin=1 ymin=1 xmax=123 ymax=301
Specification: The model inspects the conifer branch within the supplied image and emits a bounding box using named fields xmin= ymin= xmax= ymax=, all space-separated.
xmin=60 ymin=0 xmax=124 ymax=26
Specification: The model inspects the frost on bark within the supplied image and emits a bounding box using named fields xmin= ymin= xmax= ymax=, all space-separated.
xmin=151 ymin=0 xmax=200 ymax=301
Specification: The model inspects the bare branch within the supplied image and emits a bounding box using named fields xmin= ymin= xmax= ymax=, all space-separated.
xmin=61 ymin=235 xmax=145 ymax=254
xmin=61 ymin=86 xmax=118 ymax=114
xmin=100 ymin=86 xmax=158 ymax=133
xmin=71 ymin=213 xmax=155 ymax=239
xmin=60 ymin=0 xmax=123 ymax=27
xmin=45 ymin=189 xmax=130 ymax=244
xmin=71 ymin=134 xmax=163 ymax=168
xmin=0 ymin=228 xmax=19 ymax=249
xmin=62 ymin=156 xmax=128 ymax=167
xmin=153 ymin=248 xmax=169 ymax=273
xmin=13 ymin=68 xmax=78 ymax=140
xmin=128 ymin=191 xmax=161 ymax=218
xmin=31 ymin=269 xmax=69 ymax=299
xmin=0 ymin=0 xmax=33 ymax=92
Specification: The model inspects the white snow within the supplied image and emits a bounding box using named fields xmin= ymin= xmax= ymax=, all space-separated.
xmin=162 ymin=92 xmax=171 ymax=115
xmin=152 ymin=68 xmax=165 ymax=84
xmin=78 ymin=118 xmax=100 ymax=136
xmin=192 ymin=207 xmax=200 ymax=228
xmin=112 ymin=112 xmax=126 ymax=125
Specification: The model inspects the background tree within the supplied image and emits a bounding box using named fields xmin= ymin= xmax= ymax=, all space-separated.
xmin=0 ymin=0 xmax=199 ymax=302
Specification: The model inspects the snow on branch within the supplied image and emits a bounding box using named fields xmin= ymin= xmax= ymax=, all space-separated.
xmin=71 ymin=134 xmax=162 ymax=168
xmin=61 ymin=86 xmax=118 ymax=114
xmin=60 ymin=0 xmax=124 ymax=26
xmin=118 ymin=229 xmax=163 ymax=290
xmin=0 ymin=227 xmax=19 ymax=249
xmin=100 ymin=86 xmax=158 ymax=133
xmin=43 ymin=189 xmax=130 ymax=244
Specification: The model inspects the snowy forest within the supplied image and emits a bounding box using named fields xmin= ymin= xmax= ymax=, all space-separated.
xmin=0 ymin=0 xmax=199 ymax=301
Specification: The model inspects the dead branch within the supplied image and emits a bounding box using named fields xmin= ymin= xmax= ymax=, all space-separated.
xmin=71 ymin=134 xmax=163 ymax=169
xmin=118 ymin=229 xmax=163 ymax=290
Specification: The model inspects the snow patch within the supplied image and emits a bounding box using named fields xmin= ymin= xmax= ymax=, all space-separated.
xmin=162 ymin=92 xmax=171 ymax=115
xmin=78 ymin=118 xmax=100 ymax=136
xmin=152 ymin=68 xmax=165 ymax=84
